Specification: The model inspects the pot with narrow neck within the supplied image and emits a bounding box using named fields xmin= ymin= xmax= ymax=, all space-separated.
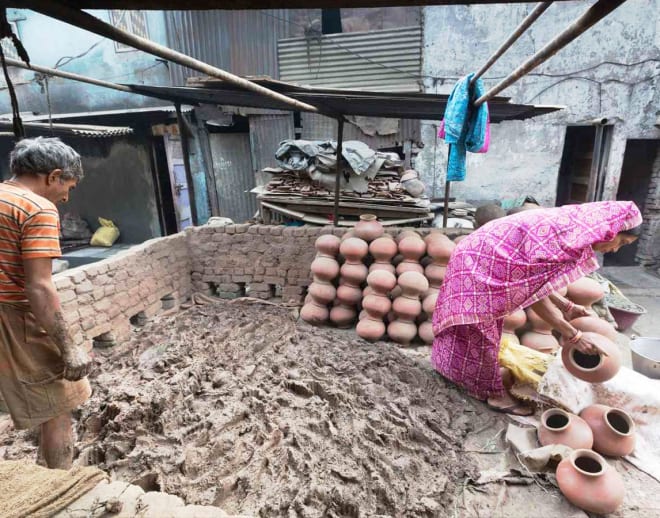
xmin=561 ymin=332 xmax=622 ymax=383
xmin=354 ymin=214 xmax=384 ymax=242
xmin=579 ymin=404 xmax=636 ymax=457
xmin=537 ymin=408 xmax=593 ymax=449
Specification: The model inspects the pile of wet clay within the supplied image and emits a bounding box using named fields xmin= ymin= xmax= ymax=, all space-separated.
xmin=6 ymin=300 xmax=478 ymax=516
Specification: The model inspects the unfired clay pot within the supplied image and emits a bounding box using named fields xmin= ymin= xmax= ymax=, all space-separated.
xmin=579 ymin=404 xmax=636 ymax=457
xmin=567 ymin=277 xmax=605 ymax=310
xmin=422 ymin=290 xmax=438 ymax=315
xmin=340 ymin=230 xmax=355 ymax=242
xmin=314 ymin=234 xmax=341 ymax=257
xmin=362 ymin=294 xmax=391 ymax=319
xmin=521 ymin=306 xmax=559 ymax=353
xmin=537 ymin=408 xmax=594 ymax=449
xmin=307 ymin=280 xmax=336 ymax=305
xmin=561 ymin=332 xmax=622 ymax=383
xmin=369 ymin=237 xmax=397 ymax=274
xmin=339 ymin=237 xmax=369 ymax=262
xmin=556 ymin=449 xmax=625 ymax=515
xmin=389 ymin=271 xmax=428 ymax=346
xmin=387 ymin=320 xmax=418 ymax=345
xmin=301 ymin=301 xmax=329 ymax=325
xmin=418 ymin=320 xmax=434 ymax=344
xmin=340 ymin=262 xmax=368 ymax=287
xmin=354 ymin=214 xmax=384 ymax=242
xmin=395 ymin=230 xmax=421 ymax=244
xmin=356 ymin=317 xmax=386 ymax=342
xmin=330 ymin=303 xmax=357 ymax=328
xmin=336 ymin=283 xmax=363 ymax=306
xmin=396 ymin=236 xmax=427 ymax=276
xmin=424 ymin=263 xmax=446 ymax=287
xmin=398 ymin=271 xmax=429 ymax=298
xmin=424 ymin=232 xmax=455 ymax=265
xmin=503 ymin=309 xmax=526 ymax=335
xmin=570 ymin=316 xmax=618 ymax=342
xmin=392 ymin=296 xmax=422 ymax=320
xmin=310 ymin=255 xmax=340 ymax=282
xmin=367 ymin=270 xmax=397 ymax=295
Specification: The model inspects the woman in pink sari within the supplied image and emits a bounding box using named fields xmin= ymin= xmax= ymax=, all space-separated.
xmin=432 ymin=201 xmax=642 ymax=415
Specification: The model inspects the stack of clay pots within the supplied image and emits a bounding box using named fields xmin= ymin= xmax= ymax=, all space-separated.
xmin=332 ymin=237 xmax=368 ymax=328
xmin=521 ymin=305 xmax=559 ymax=353
xmin=388 ymin=271 xmax=429 ymax=346
xmin=537 ymin=403 xmax=635 ymax=515
xmin=301 ymin=234 xmax=341 ymax=325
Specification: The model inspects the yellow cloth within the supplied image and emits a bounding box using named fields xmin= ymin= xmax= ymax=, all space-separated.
xmin=0 ymin=460 xmax=107 ymax=518
xmin=499 ymin=334 xmax=552 ymax=388
xmin=90 ymin=217 xmax=120 ymax=247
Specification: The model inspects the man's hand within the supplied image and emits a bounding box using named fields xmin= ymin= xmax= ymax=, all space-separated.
xmin=62 ymin=345 xmax=92 ymax=381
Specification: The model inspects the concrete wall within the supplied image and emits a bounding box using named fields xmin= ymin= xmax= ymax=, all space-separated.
xmin=417 ymin=1 xmax=660 ymax=205
xmin=1 ymin=8 xmax=171 ymax=114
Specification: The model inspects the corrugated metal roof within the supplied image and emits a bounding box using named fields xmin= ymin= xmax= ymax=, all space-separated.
xmin=165 ymin=10 xmax=294 ymax=86
xmin=126 ymin=80 xmax=563 ymax=122
xmin=279 ymin=26 xmax=422 ymax=92
xmin=0 ymin=121 xmax=133 ymax=138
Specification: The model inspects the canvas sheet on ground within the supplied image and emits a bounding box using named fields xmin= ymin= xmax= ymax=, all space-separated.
xmin=538 ymin=360 xmax=660 ymax=482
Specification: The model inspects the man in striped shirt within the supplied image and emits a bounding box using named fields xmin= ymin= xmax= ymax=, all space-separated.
xmin=0 ymin=137 xmax=91 ymax=469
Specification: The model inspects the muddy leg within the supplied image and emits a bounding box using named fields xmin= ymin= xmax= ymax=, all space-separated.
xmin=40 ymin=413 xmax=73 ymax=469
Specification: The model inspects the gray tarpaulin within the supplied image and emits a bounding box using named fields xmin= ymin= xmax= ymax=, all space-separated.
xmin=275 ymin=139 xmax=377 ymax=176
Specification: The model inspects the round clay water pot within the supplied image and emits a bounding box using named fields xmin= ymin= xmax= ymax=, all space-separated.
xmin=362 ymin=294 xmax=392 ymax=319
xmin=300 ymin=302 xmax=329 ymax=325
xmin=358 ymin=309 xmax=367 ymax=321
xmin=538 ymin=408 xmax=594 ymax=449
xmin=314 ymin=234 xmax=341 ymax=256
xmin=340 ymin=230 xmax=355 ymax=242
xmin=521 ymin=331 xmax=559 ymax=354
xmin=340 ymin=262 xmax=368 ymax=286
xmin=425 ymin=263 xmax=447 ymax=287
xmin=561 ymin=332 xmax=622 ymax=383
xmin=579 ymin=404 xmax=636 ymax=457
xmin=422 ymin=291 xmax=438 ymax=315
xmin=369 ymin=261 xmax=396 ymax=275
xmin=369 ymin=236 xmax=398 ymax=262
xmin=366 ymin=269 xmax=397 ymax=294
xmin=362 ymin=286 xmax=374 ymax=298
xmin=308 ymin=281 xmax=336 ymax=305
xmin=567 ymin=277 xmax=605 ymax=309
xmin=336 ymin=284 xmax=363 ymax=306
xmin=425 ymin=233 xmax=455 ymax=263
xmin=570 ymin=316 xmax=618 ymax=342
xmin=396 ymin=261 xmax=425 ymax=276
xmin=393 ymin=296 xmax=422 ymax=320
xmin=526 ymin=306 xmax=553 ymax=333
xmin=503 ymin=309 xmax=527 ymax=335
xmin=395 ymin=230 xmax=421 ymax=244
xmin=339 ymin=237 xmax=369 ymax=262
xmin=418 ymin=321 xmax=434 ymax=344
xmin=398 ymin=236 xmax=426 ymax=261
xmin=354 ymin=214 xmax=384 ymax=242
xmin=387 ymin=319 xmax=417 ymax=345
xmin=330 ymin=304 xmax=357 ymax=328
xmin=556 ymin=449 xmax=625 ymax=515
xmin=356 ymin=317 xmax=386 ymax=342
xmin=310 ymin=256 xmax=340 ymax=282
xmin=398 ymin=271 xmax=429 ymax=298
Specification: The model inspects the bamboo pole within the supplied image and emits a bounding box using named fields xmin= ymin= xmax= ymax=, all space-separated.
xmin=175 ymin=102 xmax=199 ymax=226
xmin=474 ymin=0 xmax=628 ymax=106
xmin=333 ymin=118 xmax=345 ymax=227
xmin=470 ymin=2 xmax=553 ymax=86
xmin=21 ymin=0 xmax=320 ymax=113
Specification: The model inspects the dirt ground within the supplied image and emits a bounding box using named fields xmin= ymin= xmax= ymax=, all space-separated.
xmin=2 ymin=299 xmax=659 ymax=517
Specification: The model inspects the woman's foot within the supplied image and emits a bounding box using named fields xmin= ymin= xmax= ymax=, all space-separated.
xmin=486 ymin=392 xmax=534 ymax=416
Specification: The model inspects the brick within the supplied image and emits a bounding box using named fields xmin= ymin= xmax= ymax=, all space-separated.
xmin=55 ymin=277 xmax=74 ymax=291
xmin=72 ymin=270 xmax=87 ymax=283
xmin=75 ymin=282 xmax=94 ymax=295
xmin=58 ymin=290 xmax=76 ymax=304
xmin=269 ymin=226 xmax=282 ymax=236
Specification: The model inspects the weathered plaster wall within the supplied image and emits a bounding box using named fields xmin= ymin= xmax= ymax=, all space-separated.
xmin=0 ymin=9 xmax=171 ymax=114
xmin=418 ymin=1 xmax=660 ymax=205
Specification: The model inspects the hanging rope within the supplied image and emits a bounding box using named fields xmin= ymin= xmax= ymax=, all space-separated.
xmin=0 ymin=9 xmax=31 ymax=140
xmin=44 ymin=75 xmax=53 ymax=133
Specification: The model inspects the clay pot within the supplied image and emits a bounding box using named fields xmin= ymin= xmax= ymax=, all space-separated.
xmin=567 ymin=277 xmax=605 ymax=310
xmin=526 ymin=306 xmax=553 ymax=333
xmin=390 ymin=285 xmax=402 ymax=300
xmin=424 ymin=263 xmax=446 ymax=287
xmin=356 ymin=317 xmax=386 ymax=342
xmin=307 ymin=281 xmax=336 ymax=305
xmin=422 ymin=291 xmax=438 ymax=315
xmin=387 ymin=320 xmax=417 ymax=346
xmin=570 ymin=316 xmax=618 ymax=342
xmin=358 ymin=309 xmax=367 ymax=321
xmin=395 ymin=230 xmax=421 ymax=244
xmin=310 ymin=256 xmax=340 ymax=282
xmin=425 ymin=233 xmax=455 ymax=264
xmin=314 ymin=234 xmax=341 ymax=256
xmin=561 ymin=332 xmax=622 ymax=383
xmin=336 ymin=284 xmax=363 ymax=306
xmin=579 ymin=404 xmax=636 ymax=457
xmin=398 ymin=236 xmax=426 ymax=262
xmin=556 ymin=449 xmax=625 ymax=515
xmin=398 ymin=271 xmax=429 ymax=298
xmin=393 ymin=296 xmax=422 ymax=320
xmin=362 ymin=294 xmax=392 ymax=319
xmin=340 ymin=230 xmax=355 ymax=242
xmin=503 ymin=309 xmax=527 ymax=335
xmin=521 ymin=332 xmax=559 ymax=354
xmin=340 ymin=262 xmax=368 ymax=287
xmin=418 ymin=321 xmax=434 ymax=344
xmin=354 ymin=214 xmax=384 ymax=242
xmin=369 ymin=237 xmax=398 ymax=273
xmin=330 ymin=303 xmax=357 ymax=328
xmin=396 ymin=261 xmax=425 ymax=275
xmin=339 ymin=237 xmax=369 ymax=262
xmin=301 ymin=302 xmax=329 ymax=325
xmin=362 ymin=286 xmax=374 ymax=298
xmin=537 ymin=408 xmax=594 ymax=449
xmin=366 ymin=270 xmax=397 ymax=295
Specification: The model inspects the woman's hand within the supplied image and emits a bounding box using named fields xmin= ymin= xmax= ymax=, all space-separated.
xmin=564 ymin=331 xmax=606 ymax=356
xmin=564 ymin=303 xmax=592 ymax=321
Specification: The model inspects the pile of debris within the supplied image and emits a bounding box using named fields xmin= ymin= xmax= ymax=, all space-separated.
xmin=255 ymin=139 xmax=433 ymax=226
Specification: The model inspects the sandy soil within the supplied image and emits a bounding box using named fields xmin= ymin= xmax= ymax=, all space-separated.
xmin=2 ymin=299 xmax=659 ymax=517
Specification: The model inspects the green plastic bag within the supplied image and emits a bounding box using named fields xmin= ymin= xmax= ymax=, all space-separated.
xmin=90 ymin=217 xmax=120 ymax=247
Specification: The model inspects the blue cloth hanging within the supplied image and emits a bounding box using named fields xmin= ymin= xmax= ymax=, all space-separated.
xmin=441 ymin=73 xmax=490 ymax=182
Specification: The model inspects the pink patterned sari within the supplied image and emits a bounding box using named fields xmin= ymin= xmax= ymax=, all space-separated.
xmin=431 ymin=201 xmax=642 ymax=400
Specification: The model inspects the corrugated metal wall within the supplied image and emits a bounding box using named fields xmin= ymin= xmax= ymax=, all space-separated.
xmin=209 ymin=133 xmax=258 ymax=223
xmin=165 ymin=10 xmax=294 ymax=86
xmin=249 ymin=114 xmax=295 ymax=185
xmin=278 ymin=26 xmax=422 ymax=92
xmin=301 ymin=113 xmax=420 ymax=149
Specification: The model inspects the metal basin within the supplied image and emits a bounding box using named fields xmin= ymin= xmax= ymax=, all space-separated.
xmin=630 ymin=337 xmax=660 ymax=379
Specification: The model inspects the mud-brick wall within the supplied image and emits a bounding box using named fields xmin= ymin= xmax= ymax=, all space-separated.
xmin=186 ymin=224 xmax=466 ymax=303
xmin=54 ymin=233 xmax=192 ymax=347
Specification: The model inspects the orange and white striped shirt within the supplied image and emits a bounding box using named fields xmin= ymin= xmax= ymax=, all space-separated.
xmin=0 ymin=180 xmax=61 ymax=303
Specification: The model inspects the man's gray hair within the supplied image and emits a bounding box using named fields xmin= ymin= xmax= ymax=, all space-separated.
xmin=10 ymin=137 xmax=84 ymax=181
